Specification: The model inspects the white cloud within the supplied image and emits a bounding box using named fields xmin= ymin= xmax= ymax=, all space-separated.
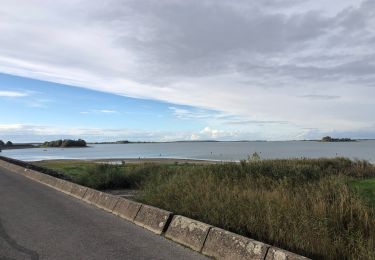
xmin=168 ymin=106 xmax=222 ymax=120
xmin=80 ymin=109 xmax=120 ymax=115
xmin=0 ymin=124 xmax=152 ymax=142
xmin=0 ymin=123 xmax=297 ymax=142
xmin=0 ymin=1 xmax=374 ymax=138
xmin=0 ymin=90 xmax=28 ymax=97
xmin=1 ymin=123 xmax=373 ymax=143
xmin=98 ymin=110 xmax=118 ymax=114
xmin=200 ymin=127 xmax=220 ymax=139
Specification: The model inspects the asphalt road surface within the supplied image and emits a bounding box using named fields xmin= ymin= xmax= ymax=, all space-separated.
xmin=0 ymin=166 xmax=209 ymax=260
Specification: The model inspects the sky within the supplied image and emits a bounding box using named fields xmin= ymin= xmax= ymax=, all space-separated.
xmin=0 ymin=0 xmax=375 ymax=142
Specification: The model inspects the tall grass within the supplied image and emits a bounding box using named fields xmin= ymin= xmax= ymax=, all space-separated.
xmin=137 ymin=158 xmax=375 ymax=259
xmin=43 ymin=158 xmax=375 ymax=259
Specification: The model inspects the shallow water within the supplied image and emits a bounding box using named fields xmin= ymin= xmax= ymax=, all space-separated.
xmin=2 ymin=140 xmax=375 ymax=163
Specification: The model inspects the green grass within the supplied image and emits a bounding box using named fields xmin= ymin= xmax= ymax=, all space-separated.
xmin=35 ymin=160 xmax=94 ymax=179
xmin=34 ymin=158 xmax=375 ymax=259
xmin=34 ymin=160 xmax=193 ymax=189
xmin=350 ymin=178 xmax=375 ymax=206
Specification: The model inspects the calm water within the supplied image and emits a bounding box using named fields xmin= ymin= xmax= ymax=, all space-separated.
xmin=1 ymin=141 xmax=375 ymax=163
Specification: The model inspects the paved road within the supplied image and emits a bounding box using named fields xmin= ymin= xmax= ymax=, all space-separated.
xmin=0 ymin=167 xmax=208 ymax=260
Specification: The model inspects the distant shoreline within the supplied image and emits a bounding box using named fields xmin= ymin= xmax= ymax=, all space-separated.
xmin=2 ymin=139 xmax=375 ymax=151
xmin=0 ymin=144 xmax=36 ymax=150
xmin=33 ymin=158 xmax=223 ymax=165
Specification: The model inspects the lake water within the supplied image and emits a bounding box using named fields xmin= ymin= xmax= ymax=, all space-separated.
xmin=1 ymin=141 xmax=375 ymax=163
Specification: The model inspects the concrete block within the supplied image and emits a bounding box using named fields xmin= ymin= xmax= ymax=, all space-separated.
xmin=9 ymin=164 xmax=28 ymax=175
xmin=24 ymin=169 xmax=45 ymax=181
xmin=0 ymin=160 xmax=8 ymax=168
xmin=0 ymin=159 xmax=45 ymax=182
xmin=165 ymin=215 xmax=211 ymax=252
xmin=265 ymin=247 xmax=310 ymax=260
xmin=7 ymin=163 xmax=20 ymax=172
xmin=95 ymin=192 xmax=120 ymax=212
xmin=62 ymin=181 xmax=75 ymax=194
xmin=38 ymin=174 xmax=58 ymax=187
xmin=134 ymin=204 xmax=172 ymax=235
xmin=82 ymin=188 xmax=101 ymax=204
xmin=53 ymin=179 xmax=74 ymax=194
xmin=0 ymin=161 xmax=17 ymax=173
xmin=70 ymin=184 xmax=88 ymax=199
xmin=202 ymin=227 xmax=269 ymax=260
xmin=15 ymin=165 xmax=29 ymax=175
xmin=112 ymin=198 xmax=142 ymax=221
xmin=0 ymin=160 xmax=12 ymax=170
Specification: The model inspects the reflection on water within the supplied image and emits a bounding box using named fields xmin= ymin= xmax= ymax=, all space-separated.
xmin=2 ymin=140 xmax=375 ymax=163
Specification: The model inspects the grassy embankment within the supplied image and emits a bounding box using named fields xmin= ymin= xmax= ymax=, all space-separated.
xmin=35 ymin=158 xmax=375 ymax=260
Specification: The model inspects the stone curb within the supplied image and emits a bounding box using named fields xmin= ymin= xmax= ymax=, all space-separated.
xmin=38 ymin=174 xmax=58 ymax=187
xmin=70 ymin=184 xmax=88 ymax=199
xmin=112 ymin=197 xmax=142 ymax=222
xmin=53 ymin=178 xmax=74 ymax=194
xmin=165 ymin=215 xmax=212 ymax=252
xmin=265 ymin=247 xmax=310 ymax=260
xmin=24 ymin=169 xmax=45 ymax=182
xmin=82 ymin=188 xmax=101 ymax=204
xmin=0 ymin=158 xmax=311 ymax=260
xmin=202 ymin=227 xmax=269 ymax=260
xmin=95 ymin=192 xmax=120 ymax=212
xmin=134 ymin=204 xmax=173 ymax=235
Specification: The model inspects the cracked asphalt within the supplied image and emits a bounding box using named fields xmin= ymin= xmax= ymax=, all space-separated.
xmin=0 ymin=166 xmax=209 ymax=260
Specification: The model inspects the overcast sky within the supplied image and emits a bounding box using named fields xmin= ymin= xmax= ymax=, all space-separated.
xmin=0 ymin=0 xmax=374 ymax=141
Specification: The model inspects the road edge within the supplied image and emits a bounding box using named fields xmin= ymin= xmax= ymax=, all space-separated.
xmin=0 ymin=156 xmax=310 ymax=260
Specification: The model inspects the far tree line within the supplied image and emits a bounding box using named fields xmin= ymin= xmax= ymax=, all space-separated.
xmin=0 ymin=140 xmax=13 ymax=146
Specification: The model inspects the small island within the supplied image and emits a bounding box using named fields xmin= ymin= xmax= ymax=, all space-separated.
xmin=320 ymin=136 xmax=356 ymax=142
xmin=41 ymin=139 xmax=87 ymax=148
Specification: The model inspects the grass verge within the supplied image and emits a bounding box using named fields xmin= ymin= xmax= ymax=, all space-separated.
xmin=35 ymin=158 xmax=375 ymax=259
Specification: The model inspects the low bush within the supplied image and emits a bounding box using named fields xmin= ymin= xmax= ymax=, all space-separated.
xmin=73 ymin=163 xmax=170 ymax=190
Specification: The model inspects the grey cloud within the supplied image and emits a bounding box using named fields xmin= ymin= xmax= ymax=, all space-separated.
xmin=89 ymin=1 xmax=334 ymax=80
xmin=299 ymin=95 xmax=341 ymax=100
xmin=1 ymin=0 xmax=375 ymax=139
xmin=168 ymin=106 xmax=214 ymax=120
xmin=260 ymin=0 xmax=304 ymax=8
xmin=225 ymin=120 xmax=289 ymax=125
xmin=123 ymin=0 xmax=375 ymax=86
xmin=336 ymin=0 xmax=375 ymax=31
